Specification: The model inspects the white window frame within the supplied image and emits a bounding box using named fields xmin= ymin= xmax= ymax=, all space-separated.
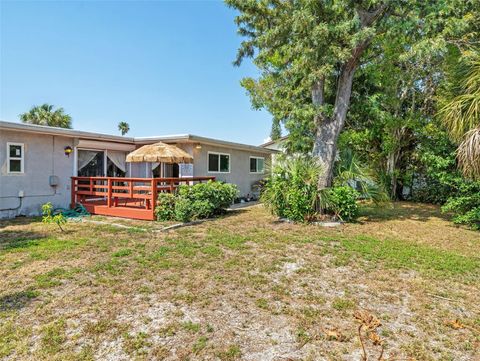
xmin=249 ymin=156 xmax=265 ymax=174
xmin=207 ymin=151 xmax=231 ymax=173
xmin=7 ymin=142 xmax=25 ymax=174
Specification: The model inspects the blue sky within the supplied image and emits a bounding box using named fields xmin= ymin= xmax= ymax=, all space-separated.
xmin=0 ymin=0 xmax=272 ymax=145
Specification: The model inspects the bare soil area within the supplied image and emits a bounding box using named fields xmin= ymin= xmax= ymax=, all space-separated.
xmin=0 ymin=202 xmax=479 ymax=360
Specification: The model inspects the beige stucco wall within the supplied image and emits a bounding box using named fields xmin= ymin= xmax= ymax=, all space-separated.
xmin=185 ymin=143 xmax=269 ymax=197
xmin=263 ymin=139 xmax=286 ymax=166
xmin=0 ymin=130 xmax=271 ymax=218
xmin=0 ymin=130 xmax=74 ymax=218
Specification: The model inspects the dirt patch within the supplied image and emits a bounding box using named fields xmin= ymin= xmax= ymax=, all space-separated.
xmin=0 ymin=202 xmax=478 ymax=360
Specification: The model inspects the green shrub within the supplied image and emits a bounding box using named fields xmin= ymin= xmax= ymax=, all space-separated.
xmin=442 ymin=181 xmax=480 ymax=230
xmin=410 ymin=127 xmax=480 ymax=230
xmin=261 ymin=156 xmax=323 ymax=222
xmin=173 ymin=197 xmax=214 ymax=222
xmin=177 ymin=181 xmax=238 ymax=214
xmin=155 ymin=193 xmax=176 ymax=221
xmin=327 ymin=186 xmax=359 ymax=222
xmin=261 ymin=157 xmax=361 ymax=223
xmin=155 ymin=181 xmax=238 ymax=222
xmin=173 ymin=197 xmax=194 ymax=222
xmin=450 ymin=205 xmax=480 ymax=230
xmin=190 ymin=199 xmax=217 ymax=219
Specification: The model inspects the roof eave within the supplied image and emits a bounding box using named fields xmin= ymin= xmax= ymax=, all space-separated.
xmin=260 ymin=135 xmax=289 ymax=147
xmin=135 ymin=134 xmax=276 ymax=154
xmin=0 ymin=120 xmax=135 ymax=144
xmin=1 ymin=121 xmax=277 ymax=153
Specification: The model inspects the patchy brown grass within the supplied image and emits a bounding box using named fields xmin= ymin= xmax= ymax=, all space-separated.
xmin=0 ymin=202 xmax=479 ymax=360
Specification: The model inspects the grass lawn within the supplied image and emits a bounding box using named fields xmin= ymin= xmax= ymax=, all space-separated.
xmin=0 ymin=202 xmax=479 ymax=360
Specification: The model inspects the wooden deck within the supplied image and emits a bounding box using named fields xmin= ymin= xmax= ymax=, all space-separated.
xmin=71 ymin=176 xmax=215 ymax=220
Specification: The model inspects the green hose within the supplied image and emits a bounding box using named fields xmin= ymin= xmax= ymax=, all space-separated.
xmin=53 ymin=203 xmax=90 ymax=218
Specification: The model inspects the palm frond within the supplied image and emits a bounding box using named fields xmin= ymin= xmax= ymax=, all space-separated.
xmin=19 ymin=104 xmax=72 ymax=128
xmin=457 ymin=126 xmax=480 ymax=179
xmin=439 ymin=51 xmax=480 ymax=141
xmin=439 ymin=50 xmax=480 ymax=177
xmin=440 ymin=94 xmax=480 ymax=140
xmin=334 ymin=148 xmax=389 ymax=202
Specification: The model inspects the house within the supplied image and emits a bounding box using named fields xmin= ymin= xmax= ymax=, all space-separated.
xmin=261 ymin=135 xmax=289 ymax=166
xmin=260 ymin=135 xmax=288 ymax=152
xmin=0 ymin=120 xmax=274 ymax=219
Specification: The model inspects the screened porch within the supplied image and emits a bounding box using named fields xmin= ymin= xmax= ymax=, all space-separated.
xmin=72 ymin=142 xmax=203 ymax=220
xmin=71 ymin=176 xmax=214 ymax=220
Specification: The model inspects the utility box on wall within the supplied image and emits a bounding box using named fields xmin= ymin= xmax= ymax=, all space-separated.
xmin=49 ymin=175 xmax=59 ymax=187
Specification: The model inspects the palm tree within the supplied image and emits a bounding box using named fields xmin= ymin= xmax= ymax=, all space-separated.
xmin=334 ymin=148 xmax=389 ymax=202
xmin=20 ymin=104 xmax=72 ymax=128
xmin=118 ymin=121 xmax=130 ymax=136
xmin=439 ymin=51 xmax=480 ymax=179
xmin=457 ymin=126 xmax=480 ymax=179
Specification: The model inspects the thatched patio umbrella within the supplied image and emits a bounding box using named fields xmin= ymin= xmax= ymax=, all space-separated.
xmin=126 ymin=142 xmax=193 ymax=164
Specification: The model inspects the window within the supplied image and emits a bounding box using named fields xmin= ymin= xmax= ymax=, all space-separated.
xmin=77 ymin=150 xmax=105 ymax=177
xmin=107 ymin=157 xmax=126 ymax=177
xmin=208 ymin=152 xmax=230 ymax=173
xmin=77 ymin=149 xmax=127 ymax=177
xmin=250 ymin=156 xmax=265 ymax=173
xmin=7 ymin=143 xmax=24 ymax=173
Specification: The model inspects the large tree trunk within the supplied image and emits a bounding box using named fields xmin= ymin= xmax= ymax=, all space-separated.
xmin=386 ymin=150 xmax=399 ymax=198
xmin=386 ymin=126 xmax=408 ymax=199
xmin=311 ymin=4 xmax=388 ymax=190
xmin=312 ymin=64 xmax=357 ymax=189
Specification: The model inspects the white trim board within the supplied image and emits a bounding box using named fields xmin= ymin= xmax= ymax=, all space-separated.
xmin=207 ymin=151 xmax=231 ymax=174
xmin=6 ymin=142 xmax=25 ymax=174
xmin=249 ymin=156 xmax=265 ymax=174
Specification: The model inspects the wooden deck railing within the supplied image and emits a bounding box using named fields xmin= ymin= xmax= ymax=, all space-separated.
xmin=71 ymin=176 xmax=216 ymax=220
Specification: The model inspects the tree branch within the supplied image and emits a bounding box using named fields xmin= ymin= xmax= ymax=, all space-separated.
xmin=357 ymin=3 xmax=389 ymax=28
xmin=312 ymin=77 xmax=326 ymax=126
xmin=346 ymin=4 xmax=389 ymax=70
xmin=312 ymin=77 xmax=325 ymax=106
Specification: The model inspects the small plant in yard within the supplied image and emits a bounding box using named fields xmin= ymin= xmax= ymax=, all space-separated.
xmin=192 ymin=336 xmax=208 ymax=354
xmin=332 ymin=297 xmax=356 ymax=311
xmin=354 ymin=310 xmax=385 ymax=361
xmin=181 ymin=321 xmax=201 ymax=333
xmin=327 ymin=186 xmax=359 ymax=222
xmin=155 ymin=181 xmax=238 ymax=222
xmin=41 ymin=319 xmax=67 ymax=354
xmin=122 ymin=332 xmax=151 ymax=355
xmin=261 ymin=156 xmax=325 ymax=222
xmin=216 ymin=344 xmax=241 ymax=361
xmin=41 ymin=202 xmax=67 ymax=232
